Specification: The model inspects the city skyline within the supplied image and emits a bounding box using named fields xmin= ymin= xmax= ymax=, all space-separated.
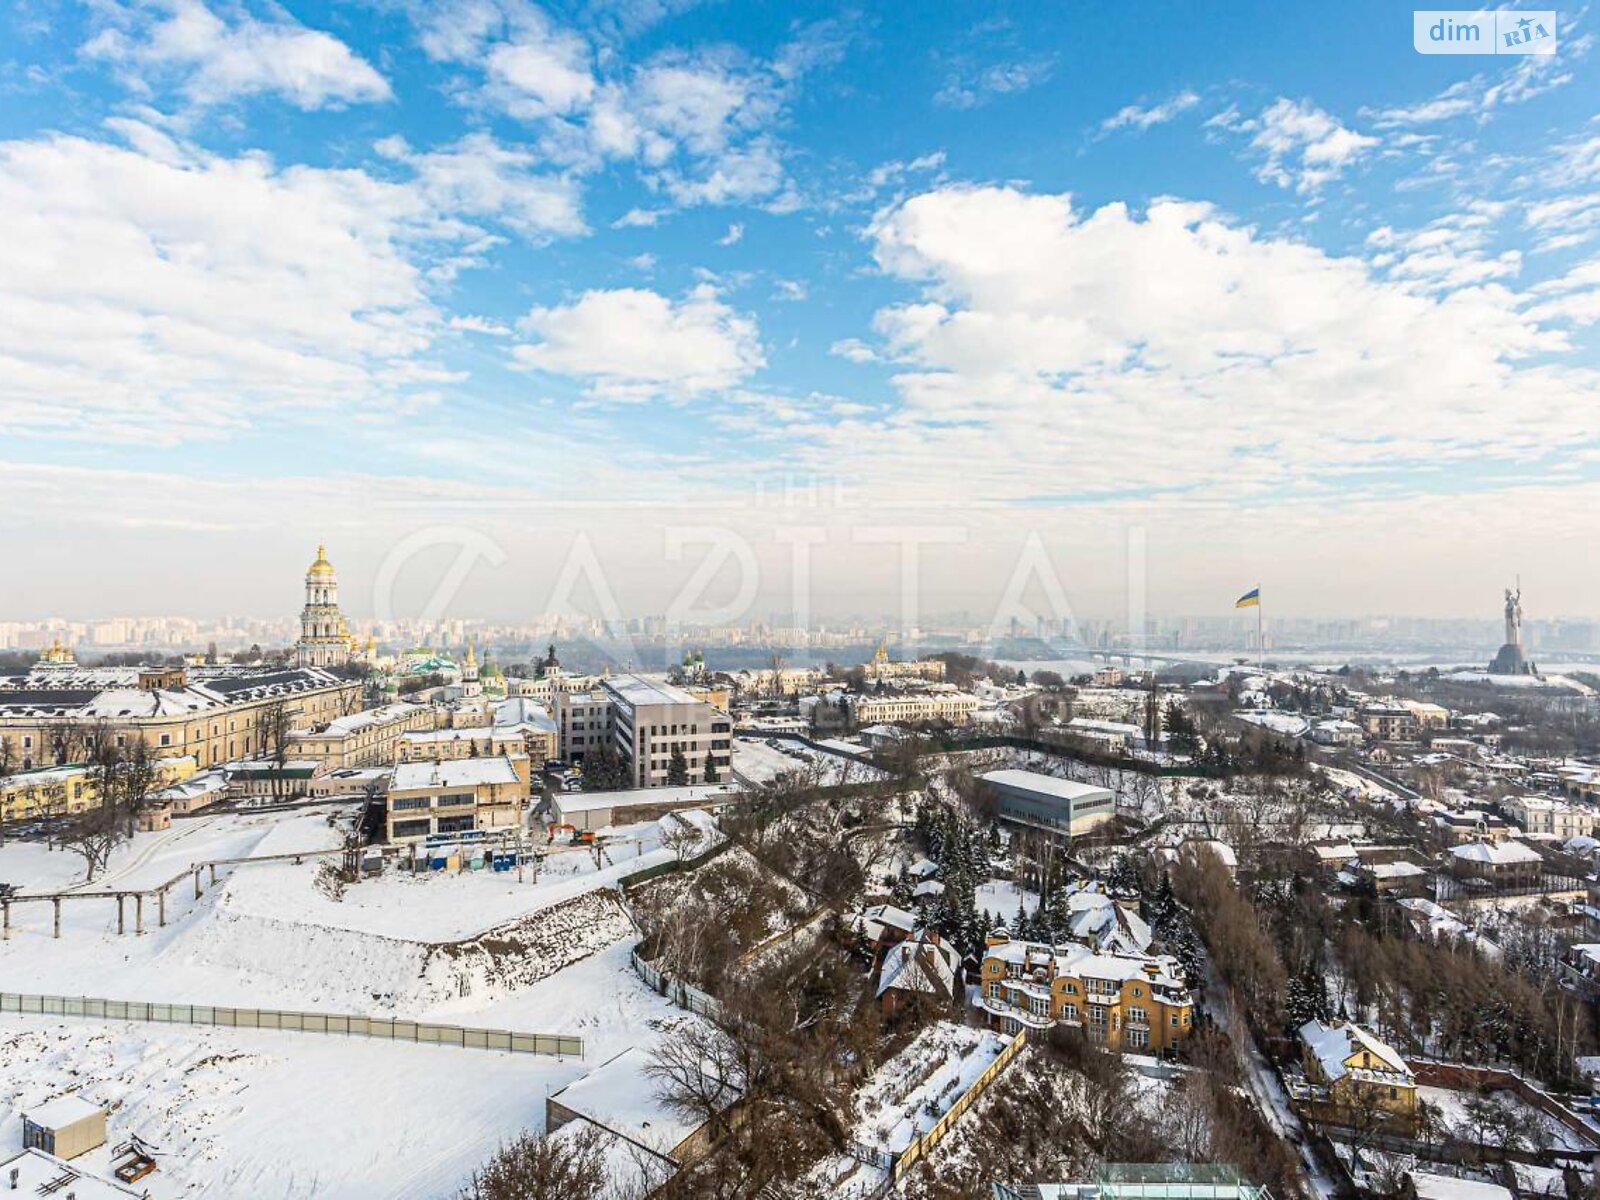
xmin=3 ymin=2 xmax=1599 ymax=618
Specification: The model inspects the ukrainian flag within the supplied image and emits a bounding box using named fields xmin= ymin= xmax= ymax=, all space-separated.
xmin=1235 ymin=587 xmax=1261 ymax=609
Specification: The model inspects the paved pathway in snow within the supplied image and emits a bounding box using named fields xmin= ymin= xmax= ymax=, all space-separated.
xmin=1204 ymin=957 xmax=1338 ymax=1200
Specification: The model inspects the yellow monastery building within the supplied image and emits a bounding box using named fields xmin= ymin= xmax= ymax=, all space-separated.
xmin=0 ymin=547 xmax=368 ymax=775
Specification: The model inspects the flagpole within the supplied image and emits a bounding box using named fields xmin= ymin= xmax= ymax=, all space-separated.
xmin=1257 ymin=596 xmax=1263 ymax=675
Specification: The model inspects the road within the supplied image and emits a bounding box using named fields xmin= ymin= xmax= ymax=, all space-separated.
xmin=1204 ymin=957 xmax=1338 ymax=1200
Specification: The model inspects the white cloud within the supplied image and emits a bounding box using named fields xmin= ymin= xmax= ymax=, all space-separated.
xmin=84 ymin=0 xmax=391 ymax=110
xmin=1524 ymin=256 xmax=1600 ymax=326
xmin=511 ymin=285 xmax=763 ymax=398
xmin=482 ymin=16 xmax=596 ymax=118
xmin=1099 ymin=89 xmax=1201 ymax=135
xmin=613 ymin=206 xmax=667 ymax=228
xmin=375 ymin=132 xmax=586 ymax=240
xmin=0 ymin=130 xmax=447 ymax=443
xmin=815 ymin=184 xmax=1590 ymax=509
xmin=1367 ymin=44 xmax=1584 ymax=129
xmin=829 ymin=337 xmax=877 ymax=363
xmin=933 ymin=58 xmax=1054 ymax=111
xmin=864 ymin=151 xmax=946 ymax=192
xmin=0 ymin=120 xmax=603 ymax=445
xmin=718 ymin=222 xmax=745 ymax=246
xmin=1240 ymin=98 xmax=1377 ymax=195
xmin=1367 ymin=206 xmax=1522 ymax=291
xmin=449 ymin=314 xmax=513 ymax=336
xmin=415 ymin=10 xmax=830 ymax=215
xmin=772 ymin=279 xmax=807 ymax=301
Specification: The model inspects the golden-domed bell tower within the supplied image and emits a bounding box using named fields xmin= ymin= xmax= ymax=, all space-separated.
xmin=296 ymin=543 xmax=352 ymax=669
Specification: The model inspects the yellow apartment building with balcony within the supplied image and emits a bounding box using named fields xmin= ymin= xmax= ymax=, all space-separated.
xmin=976 ymin=932 xmax=1193 ymax=1052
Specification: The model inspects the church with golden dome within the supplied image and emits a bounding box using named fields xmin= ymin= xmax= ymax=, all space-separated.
xmin=295 ymin=544 xmax=355 ymax=669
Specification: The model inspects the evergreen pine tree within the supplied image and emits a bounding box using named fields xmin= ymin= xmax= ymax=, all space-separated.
xmin=666 ymin=745 xmax=689 ymax=786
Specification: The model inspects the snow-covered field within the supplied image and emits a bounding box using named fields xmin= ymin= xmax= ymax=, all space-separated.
xmin=1442 ymin=671 xmax=1596 ymax=696
xmin=0 ymin=807 xmax=345 ymax=896
xmin=1318 ymin=765 xmax=1400 ymax=804
xmin=0 ymin=765 xmax=759 ymax=1200
xmin=219 ymin=820 xmax=681 ymax=943
xmin=0 ymin=1013 xmax=578 ymax=1200
xmin=0 ymin=809 xmax=720 ymax=999
xmin=0 ymin=800 xmax=731 ymax=1198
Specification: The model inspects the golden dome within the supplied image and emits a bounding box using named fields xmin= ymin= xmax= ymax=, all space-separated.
xmin=307 ymin=543 xmax=336 ymax=580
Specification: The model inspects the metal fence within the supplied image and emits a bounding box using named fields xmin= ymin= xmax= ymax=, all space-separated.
xmin=0 ymin=991 xmax=582 ymax=1058
xmin=892 ymin=1029 xmax=1028 ymax=1180
xmin=630 ymin=948 xmax=721 ymax=1018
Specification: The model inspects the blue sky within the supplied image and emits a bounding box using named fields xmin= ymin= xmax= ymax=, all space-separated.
xmin=2 ymin=1 xmax=1598 ymax=624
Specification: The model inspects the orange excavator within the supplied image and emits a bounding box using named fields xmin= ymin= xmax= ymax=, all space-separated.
xmin=545 ymin=823 xmax=596 ymax=846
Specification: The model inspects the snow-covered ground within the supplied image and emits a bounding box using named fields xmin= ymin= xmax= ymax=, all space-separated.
xmin=0 ymin=1012 xmax=580 ymax=1200
xmin=0 ymin=808 xmax=726 ymax=1020
xmin=976 ymin=877 xmax=1039 ymax=922
xmin=1418 ymin=1085 xmax=1598 ymax=1152
xmin=0 ymin=808 xmax=345 ymax=896
xmin=1317 ymin=765 xmax=1400 ymax=804
xmin=0 ymin=801 xmax=729 ymax=1198
xmin=219 ymin=820 xmax=680 ymax=943
xmin=1442 ymin=671 xmax=1596 ymax=696
xmin=0 ymin=910 xmax=685 ymax=1197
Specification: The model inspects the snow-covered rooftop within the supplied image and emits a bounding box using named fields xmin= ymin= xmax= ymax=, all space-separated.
xmin=876 ymin=936 xmax=959 ymax=999
xmin=603 ymin=674 xmax=707 ymax=709
xmin=978 ymin=769 xmax=1115 ymax=802
xmin=984 ymin=936 xmax=1187 ymax=993
xmin=1299 ymin=1018 xmax=1411 ymax=1083
xmin=551 ymin=1045 xmax=732 ymax=1159
xmin=1365 ymin=861 xmax=1427 ymax=879
xmin=552 ymin=783 xmax=734 ymax=815
xmin=390 ymin=756 xmax=522 ymax=791
xmin=1451 ymin=840 xmax=1542 ymax=865
xmin=0 ymin=1150 xmax=137 ymax=1200
xmin=1409 ymin=1172 xmax=1513 ymax=1200
xmin=24 ymin=1093 xmax=104 ymax=1129
xmin=305 ymin=702 xmax=425 ymax=739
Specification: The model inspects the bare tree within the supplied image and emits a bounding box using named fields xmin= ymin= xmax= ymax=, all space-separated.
xmin=458 ymin=1125 xmax=608 ymax=1200
xmin=60 ymin=793 xmax=121 ymax=882
xmin=44 ymin=718 xmax=89 ymax=767
xmin=659 ymin=816 xmax=703 ymax=865
xmin=116 ymin=741 xmax=159 ymax=838
xmin=257 ymin=699 xmax=294 ymax=800
xmin=646 ymin=1019 xmax=745 ymax=1140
